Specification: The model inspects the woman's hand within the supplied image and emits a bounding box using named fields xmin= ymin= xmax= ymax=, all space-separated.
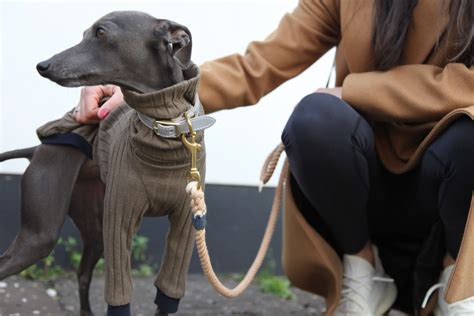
xmin=74 ymin=85 xmax=124 ymax=124
xmin=316 ymin=87 xmax=342 ymax=99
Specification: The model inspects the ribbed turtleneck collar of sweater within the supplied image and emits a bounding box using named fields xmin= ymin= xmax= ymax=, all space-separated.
xmin=121 ymin=64 xmax=200 ymax=120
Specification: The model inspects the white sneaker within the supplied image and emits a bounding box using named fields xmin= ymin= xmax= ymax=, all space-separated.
xmin=334 ymin=246 xmax=397 ymax=316
xmin=422 ymin=265 xmax=474 ymax=315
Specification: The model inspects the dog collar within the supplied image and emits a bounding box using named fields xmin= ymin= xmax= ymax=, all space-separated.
xmin=136 ymin=98 xmax=215 ymax=138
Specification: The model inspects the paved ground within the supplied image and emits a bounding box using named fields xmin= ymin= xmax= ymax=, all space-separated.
xmin=0 ymin=274 xmax=410 ymax=316
xmin=0 ymin=274 xmax=326 ymax=316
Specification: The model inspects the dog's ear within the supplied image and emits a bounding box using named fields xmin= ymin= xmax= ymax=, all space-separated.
xmin=157 ymin=20 xmax=192 ymax=69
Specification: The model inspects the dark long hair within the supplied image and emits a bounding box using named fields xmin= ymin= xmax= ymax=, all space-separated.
xmin=372 ymin=0 xmax=473 ymax=70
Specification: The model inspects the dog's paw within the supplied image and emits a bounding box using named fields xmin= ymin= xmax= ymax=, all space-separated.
xmin=154 ymin=308 xmax=168 ymax=316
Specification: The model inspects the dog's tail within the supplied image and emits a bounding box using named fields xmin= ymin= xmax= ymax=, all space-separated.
xmin=0 ymin=146 xmax=37 ymax=162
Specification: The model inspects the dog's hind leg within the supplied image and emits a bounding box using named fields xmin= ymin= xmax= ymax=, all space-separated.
xmin=69 ymin=165 xmax=105 ymax=316
xmin=0 ymin=145 xmax=86 ymax=279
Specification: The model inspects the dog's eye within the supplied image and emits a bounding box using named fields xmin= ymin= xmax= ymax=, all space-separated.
xmin=96 ymin=27 xmax=106 ymax=39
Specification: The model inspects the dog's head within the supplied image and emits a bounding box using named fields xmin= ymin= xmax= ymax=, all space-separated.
xmin=37 ymin=11 xmax=192 ymax=92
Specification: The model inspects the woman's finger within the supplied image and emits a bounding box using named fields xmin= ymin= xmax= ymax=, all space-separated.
xmin=98 ymin=85 xmax=124 ymax=119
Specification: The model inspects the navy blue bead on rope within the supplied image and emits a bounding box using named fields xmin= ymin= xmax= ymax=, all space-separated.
xmin=192 ymin=214 xmax=207 ymax=230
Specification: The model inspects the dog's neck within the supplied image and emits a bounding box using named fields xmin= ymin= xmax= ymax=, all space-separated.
xmin=122 ymin=63 xmax=199 ymax=120
xmin=122 ymin=64 xmax=186 ymax=94
xmin=120 ymin=63 xmax=202 ymax=164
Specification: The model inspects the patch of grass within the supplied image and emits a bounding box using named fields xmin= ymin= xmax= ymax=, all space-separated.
xmin=254 ymin=259 xmax=294 ymax=300
xmin=132 ymin=235 xmax=149 ymax=262
xmin=130 ymin=235 xmax=153 ymax=277
xmin=132 ymin=264 xmax=154 ymax=277
xmin=18 ymin=234 xmax=153 ymax=280
xmin=19 ymin=264 xmax=44 ymax=280
xmin=95 ymin=258 xmax=105 ymax=273
xmin=257 ymin=274 xmax=293 ymax=299
xmin=19 ymin=251 xmax=63 ymax=280
xmin=58 ymin=237 xmax=82 ymax=269
xmin=226 ymin=259 xmax=294 ymax=299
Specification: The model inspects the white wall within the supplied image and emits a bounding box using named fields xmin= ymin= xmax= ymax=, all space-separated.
xmin=0 ymin=0 xmax=335 ymax=186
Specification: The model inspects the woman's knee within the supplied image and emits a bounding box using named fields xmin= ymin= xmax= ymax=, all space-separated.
xmin=423 ymin=117 xmax=474 ymax=181
xmin=282 ymin=93 xmax=373 ymax=154
xmin=283 ymin=93 xmax=347 ymax=143
xmin=421 ymin=117 xmax=474 ymax=257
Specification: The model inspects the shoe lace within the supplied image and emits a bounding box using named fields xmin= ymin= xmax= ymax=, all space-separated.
xmin=422 ymin=283 xmax=474 ymax=315
xmin=422 ymin=283 xmax=444 ymax=309
xmin=339 ymin=274 xmax=394 ymax=313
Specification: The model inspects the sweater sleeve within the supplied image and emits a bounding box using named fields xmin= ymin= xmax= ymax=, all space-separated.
xmin=199 ymin=0 xmax=340 ymax=113
xmin=342 ymin=63 xmax=474 ymax=122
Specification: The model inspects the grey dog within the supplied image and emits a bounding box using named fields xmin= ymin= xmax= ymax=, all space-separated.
xmin=0 ymin=11 xmax=208 ymax=316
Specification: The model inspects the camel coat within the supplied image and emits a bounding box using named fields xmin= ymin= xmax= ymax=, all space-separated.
xmin=198 ymin=0 xmax=474 ymax=314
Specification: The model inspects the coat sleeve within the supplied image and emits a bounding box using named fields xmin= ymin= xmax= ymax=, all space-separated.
xmin=199 ymin=0 xmax=341 ymax=113
xmin=342 ymin=63 xmax=474 ymax=122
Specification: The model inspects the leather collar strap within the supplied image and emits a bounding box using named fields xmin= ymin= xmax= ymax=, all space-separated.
xmin=136 ymin=99 xmax=216 ymax=138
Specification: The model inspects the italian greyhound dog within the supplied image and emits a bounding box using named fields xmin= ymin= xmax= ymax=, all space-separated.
xmin=0 ymin=11 xmax=211 ymax=316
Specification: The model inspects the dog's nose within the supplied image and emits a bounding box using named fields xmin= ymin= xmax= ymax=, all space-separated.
xmin=36 ymin=61 xmax=51 ymax=73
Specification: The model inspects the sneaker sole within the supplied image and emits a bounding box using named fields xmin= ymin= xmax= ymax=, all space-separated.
xmin=375 ymin=282 xmax=397 ymax=316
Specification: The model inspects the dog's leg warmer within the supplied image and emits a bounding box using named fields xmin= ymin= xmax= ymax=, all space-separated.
xmin=154 ymin=195 xmax=195 ymax=302
xmin=103 ymin=140 xmax=150 ymax=306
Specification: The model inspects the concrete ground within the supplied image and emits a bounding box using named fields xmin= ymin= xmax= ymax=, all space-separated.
xmin=0 ymin=274 xmax=410 ymax=316
xmin=0 ymin=274 xmax=326 ymax=316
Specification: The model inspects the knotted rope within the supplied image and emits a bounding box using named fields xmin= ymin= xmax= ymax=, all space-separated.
xmin=187 ymin=143 xmax=288 ymax=297
xmin=259 ymin=143 xmax=286 ymax=191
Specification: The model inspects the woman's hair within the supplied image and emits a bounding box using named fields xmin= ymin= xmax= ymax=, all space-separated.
xmin=372 ymin=0 xmax=473 ymax=70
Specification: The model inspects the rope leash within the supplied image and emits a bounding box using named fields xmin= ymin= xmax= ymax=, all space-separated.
xmin=181 ymin=113 xmax=288 ymax=297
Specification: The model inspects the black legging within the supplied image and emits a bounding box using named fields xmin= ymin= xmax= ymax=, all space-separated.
xmin=282 ymin=93 xmax=474 ymax=259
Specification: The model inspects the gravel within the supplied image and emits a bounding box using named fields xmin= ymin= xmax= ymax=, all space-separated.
xmin=0 ymin=274 xmax=324 ymax=316
xmin=0 ymin=274 xmax=409 ymax=315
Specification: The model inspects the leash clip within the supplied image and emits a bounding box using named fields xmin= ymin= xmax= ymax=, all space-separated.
xmin=181 ymin=112 xmax=202 ymax=189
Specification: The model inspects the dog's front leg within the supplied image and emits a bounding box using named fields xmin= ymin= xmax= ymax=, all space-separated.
xmin=154 ymin=199 xmax=196 ymax=315
xmin=102 ymin=168 xmax=150 ymax=315
xmin=0 ymin=145 xmax=86 ymax=279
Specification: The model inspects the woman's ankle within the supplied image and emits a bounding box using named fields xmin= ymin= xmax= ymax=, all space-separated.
xmin=443 ymin=253 xmax=455 ymax=268
xmin=352 ymin=242 xmax=375 ymax=267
